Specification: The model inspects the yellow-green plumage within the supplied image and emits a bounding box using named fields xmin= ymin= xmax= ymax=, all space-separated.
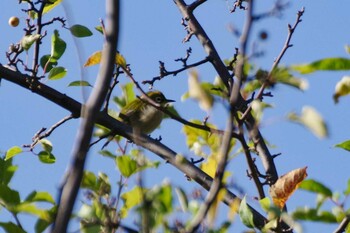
xmin=119 ymin=91 xmax=174 ymax=134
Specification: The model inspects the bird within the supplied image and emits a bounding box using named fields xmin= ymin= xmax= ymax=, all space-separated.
xmin=118 ymin=90 xmax=175 ymax=134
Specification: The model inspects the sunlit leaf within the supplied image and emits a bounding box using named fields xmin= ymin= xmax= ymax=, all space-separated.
xmin=271 ymin=67 xmax=309 ymax=90
xmin=292 ymin=207 xmax=337 ymax=223
xmin=335 ymin=140 xmax=350 ymax=152
xmin=239 ymin=196 xmax=255 ymax=228
xmin=95 ymin=26 xmax=104 ymax=34
xmin=175 ymin=187 xmax=188 ymax=212
xmin=25 ymin=191 xmax=55 ymax=204
xmin=51 ymin=30 xmax=66 ymax=61
xmin=187 ymin=69 xmax=214 ymax=111
xmin=67 ymin=80 xmax=92 ymax=87
xmin=5 ymin=146 xmax=22 ymax=160
xmin=84 ymin=51 xmax=102 ymax=67
xmin=288 ymin=106 xmax=328 ymax=139
xmin=116 ymin=155 xmax=137 ymax=178
xmin=99 ymin=150 xmax=117 ymax=159
xmin=292 ymin=57 xmax=350 ymax=74
xmin=0 ymin=222 xmax=26 ymax=233
xmin=121 ymin=186 xmax=145 ymax=218
xmin=70 ymin=24 xmax=93 ymax=37
xmin=113 ymin=83 xmax=136 ymax=109
xmin=81 ymin=171 xmax=97 ymax=190
xmin=269 ymin=167 xmax=308 ymax=209
xmin=20 ymin=34 xmax=40 ymax=51
xmin=84 ymin=51 xmax=126 ymax=68
xmin=48 ymin=66 xmax=67 ymax=80
xmin=39 ymin=139 xmax=53 ymax=153
xmin=299 ymin=179 xmax=332 ymax=197
xmin=333 ymin=76 xmax=350 ymax=103
xmin=116 ymin=53 xmax=127 ymax=68
xmin=38 ymin=151 xmax=56 ymax=164
xmin=259 ymin=197 xmax=272 ymax=213
xmin=34 ymin=0 xmax=62 ymax=18
xmin=200 ymin=156 xmax=217 ymax=178
xmin=344 ymin=179 xmax=350 ymax=196
xmin=0 ymin=157 xmax=18 ymax=185
xmin=14 ymin=202 xmax=52 ymax=221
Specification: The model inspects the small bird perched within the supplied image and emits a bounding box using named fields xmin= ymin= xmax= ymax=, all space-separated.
xmin=119 ymin=91 xmax=175 ymax=134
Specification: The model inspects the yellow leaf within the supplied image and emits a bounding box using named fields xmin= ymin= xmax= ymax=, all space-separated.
xmin=269 ymin=167 xmax=308 ymax=209
xmin=207 ymin=188 xmax=226 ymax=227
xmin=116 ymin=53 xmax=127 ymax=68
xmin=188 ymin=70 xmax=214 ymax=111
xmin=84 ymin=51 xmax=102 ymax=67
xmin=200 ymin=156 xmax=217 ymax=178
xmin=84 ymin=51 xmax=127 ymax=68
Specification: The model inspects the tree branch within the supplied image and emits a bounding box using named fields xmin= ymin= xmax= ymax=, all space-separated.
xmin=0 ymin=65 xmax=268 ymax=231
xmin=173 ymin=0 xmax=280 ymax=186
xmin=51 ymin=0 xmax=120 ymax=232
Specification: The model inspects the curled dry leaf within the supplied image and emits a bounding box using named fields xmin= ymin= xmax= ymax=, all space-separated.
xmin=269 ymin=166 xmax=308 ymax=209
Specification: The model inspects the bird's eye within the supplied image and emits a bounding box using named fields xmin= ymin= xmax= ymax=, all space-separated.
xmin=155 ymin=96 xmax=163 ymax=103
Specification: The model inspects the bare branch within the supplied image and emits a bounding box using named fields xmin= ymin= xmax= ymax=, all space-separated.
xmin=142 ymin=57 xmax=210 ymax=87
xmin=52 ymin=0 xmax=120 ymax=232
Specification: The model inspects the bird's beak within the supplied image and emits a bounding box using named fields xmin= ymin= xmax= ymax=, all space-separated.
xmin=165 ymin=98 xmax=175 ymax=103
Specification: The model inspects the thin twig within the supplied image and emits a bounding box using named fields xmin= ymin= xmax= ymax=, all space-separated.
xmin=241 ymin=7 xmax=305 ymax=121
xmin=24 ymin=115 xmax=75 ymax=150
xmin=142 ymin=57 xmax=209 ymax=87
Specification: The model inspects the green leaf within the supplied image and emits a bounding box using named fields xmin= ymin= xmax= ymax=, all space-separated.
xmin=81 ymin=171 xmax=97 ymax=190
xmin=40 ymin=54 xmax=58 ymax=73
xmin=288 ymin=106 xmax=328 ymax=139
xmin=35 ymin=206 xmax=56 ymax=233
xmin=95 ymin=26 xmax=104 ymax=34
xmin=292 ymin=208 xmax=337 ymax=223
xmin=271 ymin=67 xmax=308 ymax=90
xmin=29 ymin=0 xmax=62 ymax=18
xmin=20 ymin=34 xmax=41 ymax=51
xmin=14 ymin=202 xmax=52 ymax=221
xmin=335 ymin=140 xmax=350 ymax=152
xmin=259 ymin=197 xmax=271 ymax=213
xmin=51 ymin=30 xmax=66 ymax=61
xmin=116 ymin=155 xmax=137 ymax=178
xmin=113 ymin=83 xmax=136 ymax=108
xmin=121 ymin=186 xmax=145 ymax=218
xmin=344 ymin=179 xmax=350 ymax=195
xmin=99 ymin=150 xmax=117 ymax=160
xmin=25 ymin=191 xmax=55 ymax=204
xmin=175 ymin=187 xmax=188 ymax=212
xmin=48 ymin=66 xmax=67 ymax=80
xmin=40 ymin=139 xmax=53 ymax=153
xmin=70 ymin=24 xmax=93 ymax=37
xmin=5 ymin=146 xmax=22 ymax=161
xmin=292 ymin=57 xmax=350 ymax=74
xmin=299 ymin=179 xmax=333 ymax=197
xmin=239 ymin=196 xmax=255 ymax=228
xmin=38 ymin=151 xmax=56 ymax=164
xmin=0 ymin=222 xmax=26 ymax=233
xmin=0 ymin=157 xmax=18 ymax=185
xmin=67 ymin=80 xmax=92 ymax=87
xmin=0 ymin=184 xmax=21 ymax=206
xmin=96 ymin=173 xmax=111 ymax=196
xmin=35 ymin=218 xmax=51 ymax=233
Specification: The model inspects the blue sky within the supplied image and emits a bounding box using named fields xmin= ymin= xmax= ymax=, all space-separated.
xmin=1 ymin=0 xmax=350 ymax=232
